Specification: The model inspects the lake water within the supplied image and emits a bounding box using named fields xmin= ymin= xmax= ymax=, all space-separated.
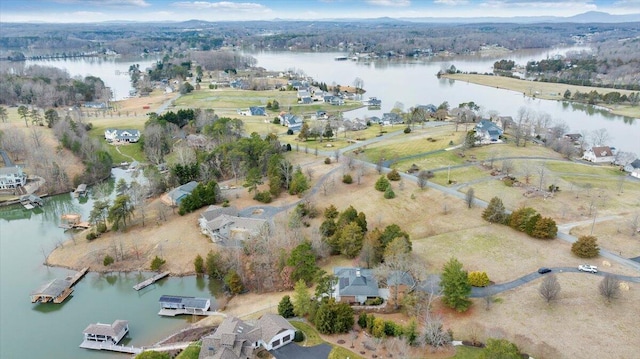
xmin=24 ymin=57 xmax=159 ymax=101
xmin=250 ymin=48 xmax=639 ymax=154
xmin=3 ymin=47 xmax=638 ymax=358
xmin=0 ymin=169 xmax=221 ymax=359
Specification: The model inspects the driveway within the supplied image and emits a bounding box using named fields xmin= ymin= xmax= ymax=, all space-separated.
xmin=270 ymin=343 xmax=332 ymax=359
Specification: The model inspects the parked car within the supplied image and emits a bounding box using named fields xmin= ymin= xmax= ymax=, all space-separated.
xmin=578 ymin=264 xmax=598 ymax=273
xmin=538 ymin=267 xmax=552 ymax=274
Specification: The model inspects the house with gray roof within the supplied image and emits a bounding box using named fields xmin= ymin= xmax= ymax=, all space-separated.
xmin=623 ymin=159 xmax=640 ymax=173
xmin=332 ymin=267 xmax=381 ymax=305
xmin=201 ymin=214 xmax=269 ymax=246
xmin=162 ymin=181 xmax=198 ymax=206
xmin=83 ymin=320 xmax=129 ymax=344
xmin=279 ymin=113 xmax=303 ymax=131
xmin=475 ymin=119 xmax=503 ymax=142
xmin=199 ymin=314 xmax=295 ymax=359
xmin=104 ymin=128 xmax=141 ymax=143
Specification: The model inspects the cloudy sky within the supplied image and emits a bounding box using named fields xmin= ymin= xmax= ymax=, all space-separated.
xmin=1 ymin=0 xmax=638 ymax=23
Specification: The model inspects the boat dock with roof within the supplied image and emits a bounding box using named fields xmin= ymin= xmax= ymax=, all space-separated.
xmin=158 ymin=295 xmax=222 ymax=317
xmin=30 ymin=267 xmax=88 ymax=304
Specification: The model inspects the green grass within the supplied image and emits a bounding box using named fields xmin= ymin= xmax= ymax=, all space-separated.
xmin=430 ymin=166 xmax=488 ymax=186
xmin=291 ymin=321 xmax=363 ymax=359
xmin=291 ymin=321 xmax=323 ymax=346
xmin=362 ymin=130 xmax=463 ymax=162
xmin=452 ymin=345 xmax=483 ymax=359
xmin=175 ymin=343 xmax=201 ymax=359
xmin=546 ymin=161 xmax=623 ymax=176
xmin=394 ymin=150 xmax=467 ymax=172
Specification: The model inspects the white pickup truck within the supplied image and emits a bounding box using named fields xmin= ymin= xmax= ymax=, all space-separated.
xmin=578 ymin=264 xmax=598 ymax=273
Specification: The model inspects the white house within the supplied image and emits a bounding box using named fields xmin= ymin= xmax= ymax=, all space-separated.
xmin=0 ymin=166 xmax=27 ymax=190
xmin=104 ymin=128 xmax=141 ymax=143
xmin=582 ymin=146 xmax=615 ymax=163
xmin=82 ymin=320 xmax=129 ymax=344
xmin=632 ymin=168 xmax=640 ymax=179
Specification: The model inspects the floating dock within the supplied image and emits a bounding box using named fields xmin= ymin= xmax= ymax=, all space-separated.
xmin=31 ymin=267 xmax=88 ymax=304
xmin=20 ymin=194 xmax=44 ymax=209
xmin=59 ymin=213 xmax=91 ymax=230
xmin=133 ymin=271 xmax=170 ymax=291
xmin=79 ymin=340 xmax=142 ymax=354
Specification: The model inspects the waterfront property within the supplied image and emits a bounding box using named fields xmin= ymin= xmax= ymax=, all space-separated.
xmin=0 ymin=166 xmax=27 ymax=190
xmin=161 ymin=181 xmax=198 ymax=206
xmin=199 ymin=314 xmax=296 ymax=359
xmin=199 ymin=206 xmax=269 ymax=247
xmin=582 ymin=146 xmax=616 ymax=163
xmin=73 ymin=183 xmax=88 ymax=197
xmin=475 ymin=119 xmax=504 ymax=143
xmin=20 ymin=194 xmax=43 ymax=209
xmin=83 ymin=320 xmax=129 ymax=344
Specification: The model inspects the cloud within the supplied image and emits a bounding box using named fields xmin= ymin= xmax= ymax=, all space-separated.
xmin=366 ymin=0 xmax=411 ymax=7
xmin=71 ymin=11 xmax=104 ymax=17
xmin=54 ymin=0 xmax=151 ymax=6
xmin=434 ymin=0 xmax=470 ymax=5
xmin=480 ymin=0 xmax=598 ymax=10
xmin=171 ymin=1 xmax=269 ymax=11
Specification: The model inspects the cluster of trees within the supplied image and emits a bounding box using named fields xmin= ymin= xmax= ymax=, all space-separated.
xmin=149 ymin=109 xmax=198 ymax=129
xmin=0 ymin=64 xmax=108 ymax=107
xmin=483 ymin=197 xmax=557 ymax=239
xmin=298 ymin=121 xmax=336 ymax=142
xmin=375 ymin=175 xmax=396 ymax=199
xmin=358 ymin=313 xmax=418 ymax=342
xmin=493 ymin=59 xmax=515 ymax=71
xmin=320 ymin=205 xmax=368 ymax=258
xmin=178 ymin=180 xmax=222 ymax=215
xmin=568 ymin=89 xmax=639 ymax=106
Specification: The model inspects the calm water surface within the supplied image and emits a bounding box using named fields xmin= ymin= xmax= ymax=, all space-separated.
xmin=0 ymin=170 xmax=221 ymax=358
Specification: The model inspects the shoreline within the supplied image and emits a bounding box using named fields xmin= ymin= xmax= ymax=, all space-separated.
xmin=440 ymin=73 xmax=640 ymax=118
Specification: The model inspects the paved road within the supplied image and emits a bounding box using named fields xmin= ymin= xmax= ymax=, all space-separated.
xmin=270 ymin=343 xmax=332 ymax=359
xmin=419 ymin=268 xmax=640 ymax=298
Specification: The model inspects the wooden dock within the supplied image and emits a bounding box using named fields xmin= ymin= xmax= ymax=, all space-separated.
xmin=158 ymin=308 xmax=226 ymax=317
xmin=79 ymin=340 xmax=142 ymax=354
xmin=133 ymin=271 xmax=170 ymax=291
xmin=31 ymin=267 xmax=89 ymax=304
xmin=67 ymin=267 xmax=89 ymax=286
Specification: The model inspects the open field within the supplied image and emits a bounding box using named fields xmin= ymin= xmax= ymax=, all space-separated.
xmin=441 ymin=73 xmax=640 ymax=118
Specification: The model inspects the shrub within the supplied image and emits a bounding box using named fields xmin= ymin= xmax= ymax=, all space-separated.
xmin=224 ymin=270 xmax=244 ymax=294
xmin=365 ymin=297 xmax=384 ymax=306
xmin=287 ymin=129 xmax=294 ymax=135
xmin=531 ymin=217 xmax=558 ymax=239
xmin=342 ymin=174 xmax=353 ymax=184
xmin=194 ymin=254 xmax=205 ymax=275
xmin=358 ymin=312 xmax=368 ymax=329
xmin=384 ymin=186 xmax=395 ymax=199
xmin=86 ymin=232 xmax=98 ymax=240
xmin=375 ymin=176 xmax=390 ymax=192
xmin=253 ymin=190 xmax=272 ymax=203
xmin=103 ymin=255 xmax=114 ymax=266
xmin=324 ymin=157 xmax=331 ymax=164
xmin=468 ymin=271 xmax=490 ymax=287
xmin=386 ymin=169 xmax=401 ymax=181
xmin=278 ymin=295 xmax=295 ymax=318
xmin=96 ymin=222 xmax=107 ymax=233
xmin=293 ymin=330 xmax=304 ymax=342
xmin=571 ymin=235 xmax=600 ymax=258
xmin=150 ymin=256 xmax=166 ymax=271
xmin=404 ymin=126 xmax=411 ymax=134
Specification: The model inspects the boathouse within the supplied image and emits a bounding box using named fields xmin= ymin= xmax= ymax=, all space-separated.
xmin=83 ymin=320 xmax=129 ymax=344
xmin=30 ymin=279 xmax=72 ymax=303
xmin=159 ymin=295 xmax=211 ymax=312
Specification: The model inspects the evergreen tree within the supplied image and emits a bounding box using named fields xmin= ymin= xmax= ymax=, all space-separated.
xmin=480 ymin=339 xmax=521 ymax=359
xmin=289 ymin=167 xmax=309 ymax=195
xmin=571 ymin=235 xmax=600 ymax=258
xmin=482 ymin=196 xmax=507 ymax=224
xmin=298 ymin=121 xmax=310 ymax=141
xmin=375 ymin=175 xmax=391 ymax=192
xmin=194 ymin=254 xmax=204 ymax=275
xmin=441 ymin=257 xmax=472 ymax=312
xmin=287 ymin=240 xmax=318 ymax=285
xmin=292 ymin=279 xmax=311 ymax=317
xmin=278 ymin=295 xmax=295 ymax=318
xmin=224 ymin=270 xmax=244 ymax=294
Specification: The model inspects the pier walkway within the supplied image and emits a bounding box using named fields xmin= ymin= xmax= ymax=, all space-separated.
xmin=79 ymin=340 xmax=142 ymax=354
xmin=158 ymin=308 xmax=226 ymax=317
xmin=133 ymin=271 xmax=170 ymax=291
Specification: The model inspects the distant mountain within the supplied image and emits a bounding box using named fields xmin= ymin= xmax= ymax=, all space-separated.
xmin=399 ymin=11 xmax=640 ymax=24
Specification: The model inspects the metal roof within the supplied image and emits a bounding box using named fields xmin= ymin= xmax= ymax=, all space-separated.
xmin=31 ymin=279 xmax=68 ymax=297
xmin=159 ymin=295 xmax=210 ymax=309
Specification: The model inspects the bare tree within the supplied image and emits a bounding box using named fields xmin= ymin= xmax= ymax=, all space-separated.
xmin=355 ymin=163 xmax=365 ymax=185
xmin=628 ymin=214 xmax=639 ymax=237
xmin=598 ymin=275 xmax=621 ymax=303
xmin=521 ymin=162 xmax=533 ymax=185
xmin=465 ymin=187 xmax=475 ymax=208
xmin=173 ymin=143 xmax=197 ymax=166
xmin=590 ymin=128 xmax=611 ymax=147
xmin=30 ymin=126 xmax=43 ymax=148
xmin=334 ymin=149 xmax=340 ymax=162
xmin=538 ymin=163 xmax=547 ymax=191
xmin=376 ymin=157 xmax=384 ymax=174
xmin=320 ymin=175 xmax=334 ymax=196
xmin=417 ymin=170 xmax=429 ymax=189
xmin=501 ymin=159 xmax=514 ymax=176
xmin=539 ymin=274 xmax=561 ymax=304
xmin=305 ymin=167 xmax=314 ymax=180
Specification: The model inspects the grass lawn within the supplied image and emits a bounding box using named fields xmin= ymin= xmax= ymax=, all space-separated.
xmin=361 ymin=127 xmax=463 ymax=163
xmin=393 ymin=151 xmax=467 ymax=172
xmin=175 ymin=343 xmax=201 ymax=359
xmin=290 ymin=321 xmax=364 ymax=359
xmin=440 ymin=73 xmax=640 ymax=118
xmin=452 ymin=346 xmax=483 ymax=359
xmin=430 ymin=166 xmax=488 ymax=186
xmin=546 ymin=161 xmax=623 ymax=176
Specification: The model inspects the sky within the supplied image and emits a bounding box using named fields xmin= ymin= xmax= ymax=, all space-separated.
xmin=0 ymin=0 xmax=639 ymax=23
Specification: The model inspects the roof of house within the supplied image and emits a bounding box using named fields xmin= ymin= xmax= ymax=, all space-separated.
xmin=333 ymin=267 xmax=379 ymax=297
xmin=167 ymin=181 xmax=199 ymax=203
xmin=0 ymin=166 xmax=24 ymax=176
xmin=159 ymin=295 xmax=210 ymax=310
xmin=205 ymin=214 xmax=267 ymax=234
xmin=201 ymin=205 xmax=239 ymax=222
xmin=255 ymin=313 xmax=295 ymax=344
xmin=628 ymin=159 xmax=640 ymax=169
xmin=83 ymin=320 xmax=128 ymax=337
xmin=249 ymin=106 xmax=266 ymax=116
xmin=591 ymin=146 xmax=614 ymax=158
xmin=476 ymin=119 xmax=503 ymax=133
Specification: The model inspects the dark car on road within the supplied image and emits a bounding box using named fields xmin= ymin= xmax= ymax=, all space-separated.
xmin=538 ymin=267 xmax=552 ymax=274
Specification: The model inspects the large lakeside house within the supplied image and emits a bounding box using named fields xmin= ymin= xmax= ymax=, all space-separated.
xmin=198 ymin=205 xmax=269 ymax=247
xmin=0 ymin=166 xmax=27 ymax=190
xmin=104 ymin=128 xmax=141 ymax=143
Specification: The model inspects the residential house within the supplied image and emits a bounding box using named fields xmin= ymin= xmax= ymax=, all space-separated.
xmin=475 ymin=119 xmax=503 ymax=142
xmin=83 ymin=101 xmax=107 ymax=109
xmin=104 ymin=128 xmax=141 ymax=143
xmin=623 ymin=159 xmax=640 ymax=173
xmin=249 ymin=106 xmax=267 ymax=116
xmin=386 ymin=271 xmax=417 ymax=307
xmin=416 ymin=104 xmax=437 ymax=114
xmin=323 ymin=95 xmax=335 ymax=103
xmin=201 ymin=214 xmax=269 ymax=246
xmin=83 ymin=320 xmax=129 ymax=344
xmin=632 ymin=168 xmax=640 ymax=179
xmin=364 ymin=97 xmax=381 ymax=107
xmin=332 ymin=267 xmax=381 ymax=305
xmin=582 ymin=146 xmax=615 ymax=163
xmin=162 ymin=181 xmax=198 ymax=206
xmin=330 ymin=97 xmax=345 ymax=106
xmin=279 ymin=113 xmax=303 ymax=131
xmin=0 ymin=166 xmax=27 ymax=190
xmin=381 ymin=112 xmax=403 ymax=126
xmin=563 ymin=133 xmax=582 ymax=143
xmin=343 ymin=118 xmax=367 ymax=131
xmin=199 ymin=314 xmax=296 ymax=359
